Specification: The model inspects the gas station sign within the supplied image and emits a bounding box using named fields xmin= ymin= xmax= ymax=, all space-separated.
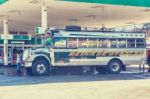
xmin=0 ymin=34 xmax=31 ymax=40
xmin=35 ymin=27 xmax=45 ymax=35
xmin=1 ymin=34 xmax=13 ymax=40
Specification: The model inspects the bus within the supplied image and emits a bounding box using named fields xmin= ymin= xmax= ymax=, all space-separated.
xmin=22 ymin=27 xmax=146 ymax=76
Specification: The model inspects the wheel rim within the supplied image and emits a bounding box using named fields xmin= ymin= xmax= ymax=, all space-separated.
xmin=110 ymin=62 xmax=120 ymax=72
xmin=36 ymin=63 xmax=46 ymax=74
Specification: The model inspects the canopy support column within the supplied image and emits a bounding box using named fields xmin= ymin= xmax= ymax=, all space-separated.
xmin=41 ymin=2 xmax=48 ymax=45
xmin=3 ymin=17 xmax=9 ymax=66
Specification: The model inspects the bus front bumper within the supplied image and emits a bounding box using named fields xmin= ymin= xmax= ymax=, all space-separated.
xmin=21 ymin=61 xmax=32 ymax=67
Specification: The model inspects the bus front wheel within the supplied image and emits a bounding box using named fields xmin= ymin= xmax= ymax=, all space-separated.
xmin=107 ymin=59 xmax=122 ymax=74
xmin=32 ymin=60 xmax=50 ymax=76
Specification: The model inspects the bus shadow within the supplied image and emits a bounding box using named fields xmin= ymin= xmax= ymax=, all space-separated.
xmin=0 ymin=67 xmax=150 ymax=86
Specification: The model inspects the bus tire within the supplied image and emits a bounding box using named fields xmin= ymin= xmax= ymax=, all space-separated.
xmin=107 ymin=59 xmax=122 ymax=74
xmin=32 ymin=60 xmax=50 ymax=76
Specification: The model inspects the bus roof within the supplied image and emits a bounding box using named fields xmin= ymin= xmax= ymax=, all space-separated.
xmin=53 ymin=30 xmax=145 ymax=39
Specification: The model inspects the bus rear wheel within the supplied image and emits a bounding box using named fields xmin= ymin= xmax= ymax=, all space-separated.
xmin=32 ymin=60 xmax=50 ymax=76
xmin=107 ymin=60 xmax=122 ymax=74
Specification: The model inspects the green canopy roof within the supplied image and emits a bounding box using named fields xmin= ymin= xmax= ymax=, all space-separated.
xmin=62 ymin=0 xmax=150 ymax=7
xmin=0 ymin=0 xmax=8 ymax=5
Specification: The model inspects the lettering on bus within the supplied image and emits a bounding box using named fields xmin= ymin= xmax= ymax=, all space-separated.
xmin=69 ymin=51 xmax=144 ymax=57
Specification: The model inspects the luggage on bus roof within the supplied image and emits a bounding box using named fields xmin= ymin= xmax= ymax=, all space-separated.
xmin=66 ymin=26 xmax=81 ymax=31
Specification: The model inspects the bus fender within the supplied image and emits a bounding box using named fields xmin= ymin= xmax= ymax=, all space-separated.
xmin=32 ymin=54 xmax=51 ymax=66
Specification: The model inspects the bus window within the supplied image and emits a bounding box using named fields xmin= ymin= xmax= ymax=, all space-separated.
xmin=54 ymin=38 xmax=67 ymax=48
xmin=136 ymin=39 xmax=145 ymax=48
xmin=78 ymin=38 xmax=87 ymax=48
xmin=45 ymin=32 xmax=53 ymax=46
xmin=67 ymin=38 xmax=77 ymax=48
xmin=109 ymin=39 xmax=117 ymax=48
xmin=46 ymin=38 xmax=52 ymax=46
xmin=88 ymin=38 xmax=97 ymax=48
xmin=98 ymin=39 xmax=107 ymax=48
xmin=127 ymin=39 xmax=135 ymax=48
xmin=118 ymin=39 xmax=126 ymax=48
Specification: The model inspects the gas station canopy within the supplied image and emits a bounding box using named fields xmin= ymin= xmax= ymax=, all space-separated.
xmin=1 ymin=0 xmax=150 ymax=7
xmin=0 ymin=0 xmax=7 ymax=5
xmin=0 ymin=0 xmax=150 ymax=33
xmin=63 ymin=0 xmax=150 ymax=7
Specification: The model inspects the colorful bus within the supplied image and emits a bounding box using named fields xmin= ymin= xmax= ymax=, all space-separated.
xmin=22 ymin=27 xmax=146 ymax=76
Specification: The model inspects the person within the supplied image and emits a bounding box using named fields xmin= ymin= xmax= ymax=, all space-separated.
xmin=45 ymin=32 xmax=53 ymax=46
xmin=16 ymin=51 xmax=22 ymax=75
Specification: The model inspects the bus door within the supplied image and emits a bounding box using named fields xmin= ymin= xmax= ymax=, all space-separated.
xmin=10 ymin=41 xmax=24 ymax=64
